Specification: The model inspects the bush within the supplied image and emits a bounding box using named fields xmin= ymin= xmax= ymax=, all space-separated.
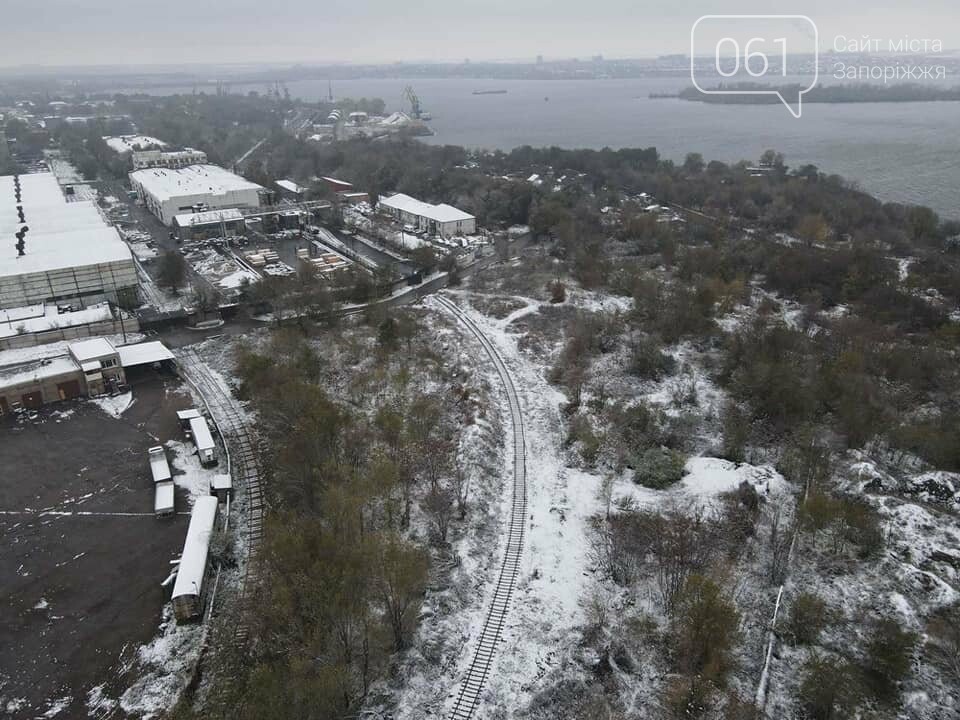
xmin=629 ymin=335 xmax=676 ymax=380
xmin=664 ymin=675 xmax=715 ymax=718
xmin=720 ymin=402 xmax=750 ymax=463
xmin=670 ymin=575 xmax=739 ymax=682
xmin=926 ymin=603 xmax=960 ymax=682
xmin=800 ymin=653 xmax=860 ymax=720
xmin=786 ymin=592 xmax=828 ymax=645
xmin=567 ymin=414 xmax=602 ymax=466
xmin=863 ymin=618 xmax=917 ymax=702
xmin=632 ymin=446 xmax=686 ymax=489
xmin=800 ymin=492 xmax=884 ymax=558
xmin=548 ymin=279 xmax=567 ymax=303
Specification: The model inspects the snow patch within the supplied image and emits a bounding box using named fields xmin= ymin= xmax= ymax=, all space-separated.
xmin=90 ymin=392 xmax=133 ymax=418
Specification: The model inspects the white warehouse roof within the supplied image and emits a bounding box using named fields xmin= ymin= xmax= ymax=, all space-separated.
xmin=103 ymin=135 xmax=167 ymax=154
xmin=173 ymin=208 xmax=244 ymax=227
xmin=68 ymin=337 xmax=117 ymax=362
xmin=379 ymin=193 xmax=474 ymax=224
xmin=0 ymin=173 xmax=133 ymax=280
xmin=130 ymin=165 xmax=263 ymax=202
xmin=117 ymin=341 xmax=175 ymax=367
xmin=276 ymin=179 xmax=306 ymax=194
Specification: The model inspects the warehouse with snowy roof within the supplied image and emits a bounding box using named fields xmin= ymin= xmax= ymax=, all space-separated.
xmin=129 ymin=164 xmax=266 ymax=225
xmin=0 ymin=172 xmax=138 ymax=309
xmin=378 ymin=193 xmax=476 ymax=239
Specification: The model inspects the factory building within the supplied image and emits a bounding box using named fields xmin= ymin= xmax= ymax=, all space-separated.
xmin=378 ymin=193 xmax=476 ymax=239
xmin=103 ymin=135 xmax=166 ymax=154
xmin=103 ymin=135 xmax=207 ymax=169
xmin=129 ymin=164 xmax=266 ymax=226
xmin=0 ymin=337 xmax=174 ymax=414
xmin=0 ymin=172 xmax=138 ymax=309
xmin=132 ymin=148 xmax=208 ymax=170
xmin=173 ymin=208 xmax=246 ymax=240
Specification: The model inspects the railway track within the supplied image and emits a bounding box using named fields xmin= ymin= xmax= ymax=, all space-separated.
xmin=177 ymin=348 xmax=264 ymax=637
xmin=434 ymin=295 xmax=527 ymax=720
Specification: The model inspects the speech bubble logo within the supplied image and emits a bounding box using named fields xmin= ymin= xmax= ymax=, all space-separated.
xmin=691 ymin=15 xmax=819 ymax=118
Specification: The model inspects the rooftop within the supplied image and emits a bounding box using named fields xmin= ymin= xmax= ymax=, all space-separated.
xmin=0 ymin=173 xmax=133 ymax=280
xmin=103 ymin=135 xmax=167 ymax=154
xmin=276 ymin=179 xmax=306 ymax=194
xmin=173 ymin=208 xmax=244 ymax=227
xmin=0 ymin=302 xmax=113 ymax=339
xmin=129 ymin=164 xmax=264 ymax=202
xmin=68 ymin=337 xmax=117 ymax=362
xmin=0 ymin=355 xmax=80 ymax=388
xmin=117 ymin=341 xmax=175 ymax=367
xmin=379 ymin=193 xmax=475 ymax=224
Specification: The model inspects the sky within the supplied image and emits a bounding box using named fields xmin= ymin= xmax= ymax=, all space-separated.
xmin=1 ymin=0 xmax=958 ymax=68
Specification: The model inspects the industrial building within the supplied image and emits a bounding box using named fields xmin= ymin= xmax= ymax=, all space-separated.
xmin=132 ymin=147 xmax=208 ymax=170
xmin=378 ymin=193 xmax=476 ymax=239
xmin=0 ymin=337 xmax=174 ymax=413
xmin=275 ymin=179 xmax=307 ymax=199
xmin=129 ymin=164 xmax=266 ymax=225
xmin=0 ymin=172 xmax=138 ymax=309
xmin=173 ymin=208 xmax=246 ymax=240
xmin=103 ymin=135 xmax=166 ymax=154
xmin=103 ymin=135 xmax=208 ymax=170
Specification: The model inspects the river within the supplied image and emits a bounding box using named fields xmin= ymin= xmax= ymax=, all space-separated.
xmin=119 ymin=76 xmax=960 ymax=218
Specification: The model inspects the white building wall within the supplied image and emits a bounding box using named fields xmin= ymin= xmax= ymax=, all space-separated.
xmin=0 ymin=260 xmax=139 ymax=308
xmin=131 ymin=183 xmax=262 ymax=226
xmin=438 ymin=217 xmax=477 ymax=238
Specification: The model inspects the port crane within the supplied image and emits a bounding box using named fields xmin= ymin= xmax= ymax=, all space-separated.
xmin=403 ymin=85 xmax=422 ymax=119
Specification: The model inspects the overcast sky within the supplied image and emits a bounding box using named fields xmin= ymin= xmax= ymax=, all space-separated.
xmin=1 ymin=0 xmax=958 ymax=67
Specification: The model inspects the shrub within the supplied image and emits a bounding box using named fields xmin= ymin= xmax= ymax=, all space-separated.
xmin=720 ymin=401 xmax=750 ymax=463
xmin=664 ymin=674 xmax=714 ymax=718
xmin=800 ymin=492 xmax=884 ymax=558
xmin=629 ymin=335 xmax=675 ymax=380
xmin=800 ymin=653 xmax=860 ymax=720
xmin=632 ymin=446 xmax=686 ymax=489
xmin=786 ymin=592 xmax=828 ymax=645
xmin=863 ymin=618 xmax=917 ymax=702
xmin=567 ymin=414 xmax=602 ymax=466
xmin=926 ymin=603 xmax=960 ymax=682
xmin=548 ymin=279 xmax=567 ymax=303
xmin=670 ymin=575 xmax=739 ymax=682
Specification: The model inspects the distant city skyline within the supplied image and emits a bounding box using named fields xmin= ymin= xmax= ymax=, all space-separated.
xmin=1 ymin=0 xmax=958 ymax=68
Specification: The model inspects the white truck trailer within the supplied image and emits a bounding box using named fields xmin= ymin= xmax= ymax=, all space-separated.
xmin=171 ymin=496 xmax=218 ymax=622
xmin=188 ymin=416 xmax=217 ymax=466
xmin=148 ymin=446 xmax=175 ymax=516
xmin=154 ymin=481 xmax=175 ymax=517
xmin=148 ymin=446 xmax=172 ymax=483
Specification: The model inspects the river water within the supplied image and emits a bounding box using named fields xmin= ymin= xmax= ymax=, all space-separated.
xmin=123 ymin=76 xmax=960 ymax=218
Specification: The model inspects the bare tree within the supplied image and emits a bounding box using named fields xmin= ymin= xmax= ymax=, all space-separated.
xmin=422 ymin=484 xmax=455 ymax=543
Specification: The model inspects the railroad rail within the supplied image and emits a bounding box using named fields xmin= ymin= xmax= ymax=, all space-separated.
xmin=434 ymin=295 xmax=528 ymax=720
xmin=177 ymin=347 xmax=264 ymax=640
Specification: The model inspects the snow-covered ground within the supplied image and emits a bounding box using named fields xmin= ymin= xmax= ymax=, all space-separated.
xmin=114 ymin=607 xmax=205 ymax=720
xmin=90 ymin=391 xmax=133 ymax=418
xmin=382 ymin=290 xmax=798 ymax=717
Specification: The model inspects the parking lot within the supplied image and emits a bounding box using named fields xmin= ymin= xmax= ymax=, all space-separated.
xmin=0 ymin=375 xmax=193 ymax=718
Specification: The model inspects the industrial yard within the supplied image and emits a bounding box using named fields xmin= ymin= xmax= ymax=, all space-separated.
xmin=0 ymin=376 xmax=192 ymax=717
